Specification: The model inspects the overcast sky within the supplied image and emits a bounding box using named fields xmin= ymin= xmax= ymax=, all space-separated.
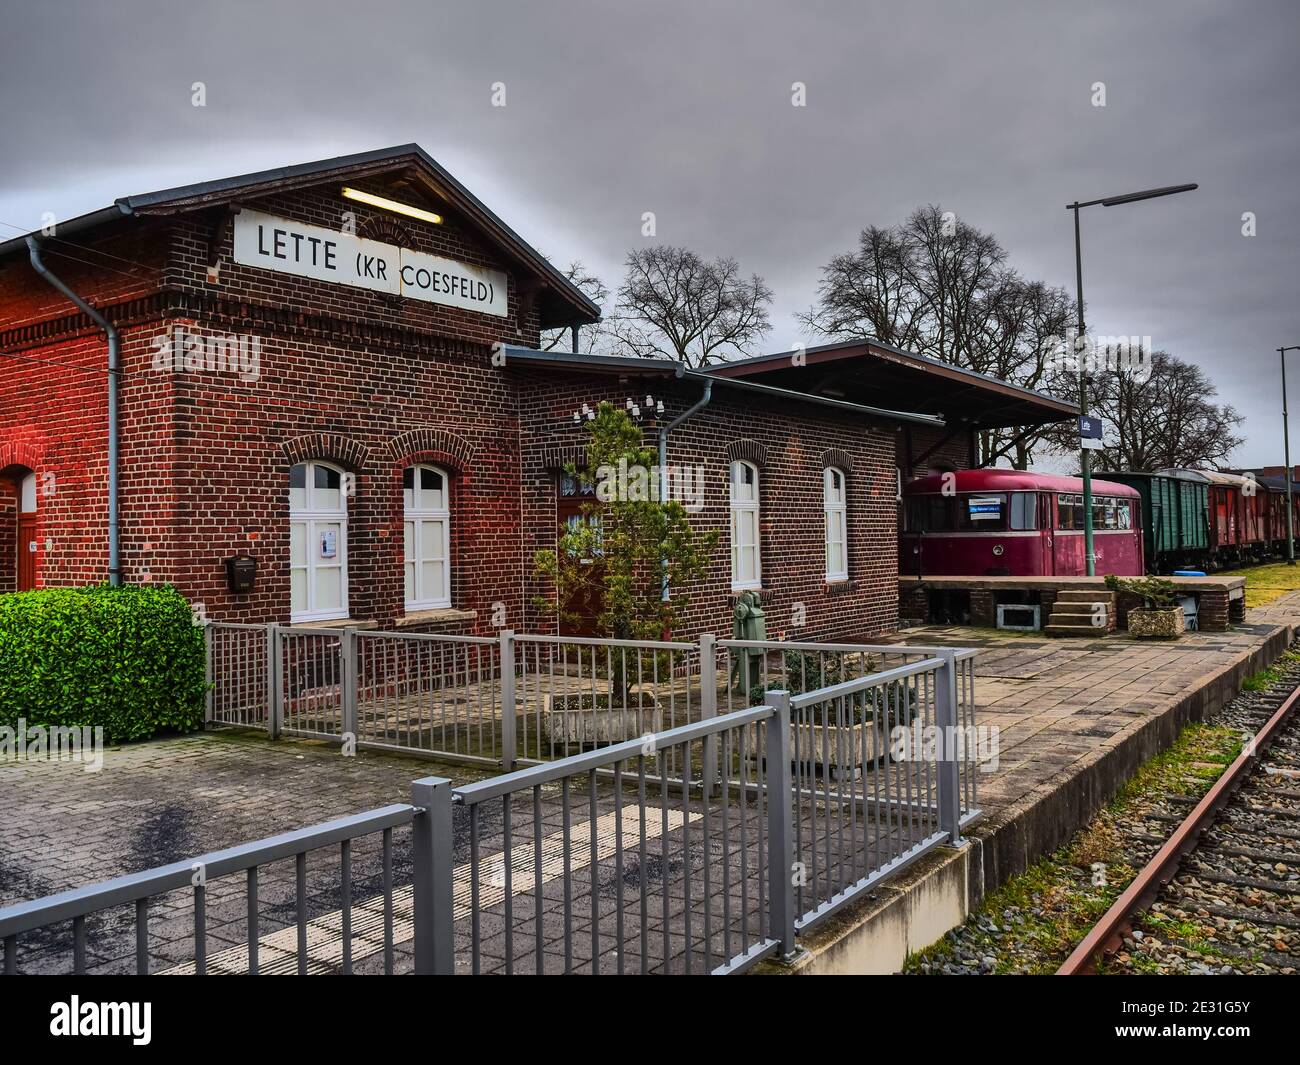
xmin=2 ymin=0 xmax=1296 ymax=467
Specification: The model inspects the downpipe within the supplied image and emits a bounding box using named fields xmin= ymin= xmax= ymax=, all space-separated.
xmin=26 ymin=236 xmax=121 ymax=586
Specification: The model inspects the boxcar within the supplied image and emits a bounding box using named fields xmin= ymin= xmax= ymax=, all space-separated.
xmin=1103 ymin=470 xmax=1208 ymax=574
xmin=900 ymin=469 xmax=1143 ymax=577
xmin=1158 ymin=468 xmax=1272 ymax=568
xmin=1256 ymin=473 xmax=1300 ymax=556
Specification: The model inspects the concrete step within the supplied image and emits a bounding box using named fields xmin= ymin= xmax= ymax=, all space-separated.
xmin=1054 ymin=590 xmax=1116 ymax=604
xmin=1044 ymin=622 xmax=1108 ymax=637
xmin=1050 ymin=601 xmax=1109 ymax=617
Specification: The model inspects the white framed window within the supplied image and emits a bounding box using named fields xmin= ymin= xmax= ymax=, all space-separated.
xmin=729 ymin=460 xmax=761 ymax=591
xmin=824 ymin=467 xmax=848 ymax=581
xmin=289 ymin=461 xmax=349 ymax=622
xmin=19 ymin=472 xmax=37 ymax=513
xmin=404 ymin=464 xmax=451 ymax=610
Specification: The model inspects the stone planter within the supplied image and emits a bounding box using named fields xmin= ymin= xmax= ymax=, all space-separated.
xmin=748 ymin=688 xmax=917 ymax=779
xmin=791 ymin=719 xmax=880 ymax=781
xmin=542 ymin=692 xmax=660 ymax=747
xmin=1127 ymin=606 xmax=1185 ymax=638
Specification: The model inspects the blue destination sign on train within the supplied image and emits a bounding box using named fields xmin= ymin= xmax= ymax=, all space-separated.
xmin=232 ymin=209 xmax=508 ymax=317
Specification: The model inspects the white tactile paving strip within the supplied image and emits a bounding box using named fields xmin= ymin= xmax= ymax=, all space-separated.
xmin=160 ymin=806 xmax=699 ymax=975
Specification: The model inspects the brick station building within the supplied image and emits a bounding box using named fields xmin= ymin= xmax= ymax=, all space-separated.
xmin=0 ymin=145 xmax=1073 ymax=642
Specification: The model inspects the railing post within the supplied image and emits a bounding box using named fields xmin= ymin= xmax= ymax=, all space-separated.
xmin=203 ymin=621 xmax=214 ymax=726
xmin=266 ymin=623 xmax=282 ymax=739
xmin=700 ymin=633 xmax=717 ymax=799
xmin=765 ymin=689 xmax=798 ymax=960
xmin=411 ymin=776 xmax=455 ymax=974
xmin=499 ymin=630 xmax=516 ymax=771
xmin=341 ymin=626 xmax=358 ymax=743
xmin=935 ymin=650 xmax=962 ymax=844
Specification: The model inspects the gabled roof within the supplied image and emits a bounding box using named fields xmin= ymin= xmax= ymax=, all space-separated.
xmin=0 ymin=145 xmax=600 ymax=329
xmin=707 ymin=339 xmax=1078 ymax=429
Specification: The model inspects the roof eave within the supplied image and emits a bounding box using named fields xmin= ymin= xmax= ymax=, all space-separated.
xmin=711 ymin=338 xmax=1078 ymax=420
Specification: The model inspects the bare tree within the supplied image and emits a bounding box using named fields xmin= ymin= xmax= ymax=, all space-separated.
xmin=1042 ymin=350 xmax=1244 ymax=471
xmin=540 ymin=261 xmax=610 ymax=352
xmin=799 ymin=206 xmax=1076 ymax=468
xmin=607 ymin=245 xmax=773 ymax=368
xmin=972 ymin=278 xmax=1076 ymax=468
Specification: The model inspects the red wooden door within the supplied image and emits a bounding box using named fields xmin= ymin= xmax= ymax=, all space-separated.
xmin=16 ymin=511 xmax=36 ymax=591
xmin=555 ymin=475 xmax=604 ymax=636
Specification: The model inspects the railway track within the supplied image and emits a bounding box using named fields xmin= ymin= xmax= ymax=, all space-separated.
xmin=1059 ymin=654 xmax=1300 ymax=975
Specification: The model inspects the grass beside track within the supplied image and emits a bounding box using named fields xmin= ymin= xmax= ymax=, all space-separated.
xmin=1221 ymin=561 xmax=1300 ymax=608
xmin=903 ymin=719 xmax=1245 ymax=975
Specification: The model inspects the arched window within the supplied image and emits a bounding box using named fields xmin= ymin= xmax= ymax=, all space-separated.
xmin=404 ymin=464 xmax=451 ymax=610
xmin=824 ymin=467 xmax=848 ymax=581
xmin=289 ymin=461 xmax=348 ymax=622
xmin=729 ymin=460 xmax=761 ymax=591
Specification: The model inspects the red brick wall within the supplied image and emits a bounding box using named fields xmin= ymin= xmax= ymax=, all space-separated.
xmin=517 ymin=372 xmax=901 ymax=642
xmin=0 ymin=219 xmax=173 ymax=592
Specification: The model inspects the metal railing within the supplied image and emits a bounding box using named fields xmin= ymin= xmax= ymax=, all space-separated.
xmin=780 ymin=652 xmax=972 ymax=930
xmin=718 ymin=638 xmax=980 ymax=831
xmin=279 ymin=627 xmax=345 ymax=739
xmin=3 ymin=649 xmax=979 ymax=975
xmin=0 ymin=803 xmax=419 ymax=975
xmin=450 ymin=703 xmax=784 ymax=974
xmin=204 ymin=626 xmax=979 ymax=785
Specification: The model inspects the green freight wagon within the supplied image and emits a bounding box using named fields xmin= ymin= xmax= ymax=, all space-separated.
xmin=1103 ymin=470 xmax=1209 ymax=573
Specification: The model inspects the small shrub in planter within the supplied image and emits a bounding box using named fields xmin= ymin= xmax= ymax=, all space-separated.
xmin=0 ymin=583 xmax=207 ymax=742
xmin=1104 ymin=574 xmax=1186 ymax=639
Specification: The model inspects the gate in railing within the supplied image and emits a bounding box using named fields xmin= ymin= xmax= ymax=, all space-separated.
xmin=4 ymin=648 xmax=980 ymax=975
xmin=352 ymin=630 xmax=503 ymax=764
xmin=206 ymin=622 xmax=271 ymax=729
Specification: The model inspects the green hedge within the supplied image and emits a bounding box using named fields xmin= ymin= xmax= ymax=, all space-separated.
xmin=0 ymin=584 xmax=207 ymax=742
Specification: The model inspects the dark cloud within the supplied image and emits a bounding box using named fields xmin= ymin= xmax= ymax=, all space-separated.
xmin=2 ymin=0 xmax=1296 ymax=464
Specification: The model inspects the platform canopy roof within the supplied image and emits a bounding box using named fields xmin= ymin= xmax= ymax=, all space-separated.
xmin=500 ymin=345 xmax=945 ymax=428
xmin=0 ymin=144 xmax=601 ymax=331
xmin=706 ymin=339 xmax=1078 ymax=430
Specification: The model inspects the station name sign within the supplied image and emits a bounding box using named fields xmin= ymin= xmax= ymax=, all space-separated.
xmin=232 ymin=209 xmax=508 ymax=317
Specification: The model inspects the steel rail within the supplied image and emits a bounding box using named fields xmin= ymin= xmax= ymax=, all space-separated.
xmin=1057 ymin=679 xmax=1300 ymax=975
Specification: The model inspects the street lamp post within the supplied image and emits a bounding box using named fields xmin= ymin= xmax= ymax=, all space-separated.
xmin=1066 ymin=183 xmax=1197 ymax=576
xmin=1280 ymin=346 xmax=1300 ymax=564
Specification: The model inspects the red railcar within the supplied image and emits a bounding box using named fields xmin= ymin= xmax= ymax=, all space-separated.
xmin=900 ymin=469 xmax=1144 ymax=577
xmin=1159 ymin=469 xmax=1293 ymax=567
xmin=1256 ymin=473 xmax=1300 ymax=554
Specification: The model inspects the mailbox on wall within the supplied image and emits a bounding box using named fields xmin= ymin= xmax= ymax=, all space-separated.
xmin=225 ymin=555 xmax=257 ymax=594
